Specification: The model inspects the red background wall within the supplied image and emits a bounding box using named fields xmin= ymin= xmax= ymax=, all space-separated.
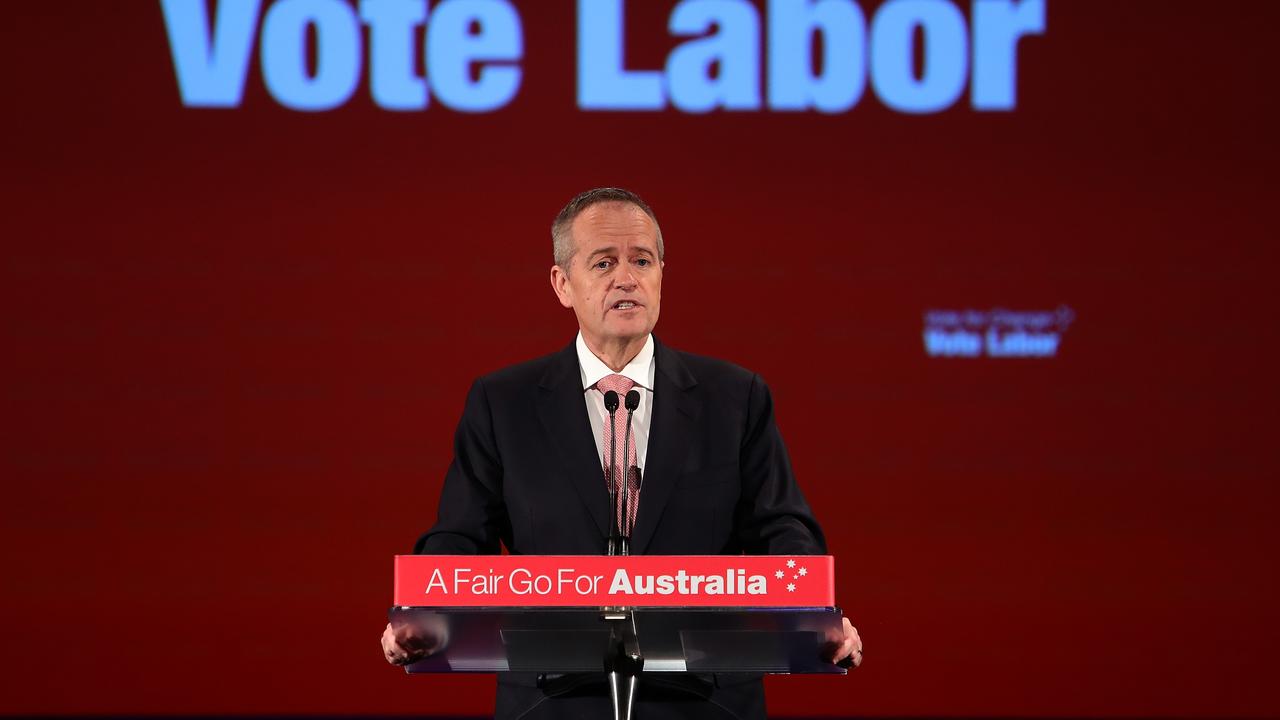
xmin=2 ymin=1 xmax=1277 ymax=716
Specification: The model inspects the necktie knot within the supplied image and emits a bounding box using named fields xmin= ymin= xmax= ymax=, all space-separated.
xmin=596 ymin=373 xmax=635 ymax=398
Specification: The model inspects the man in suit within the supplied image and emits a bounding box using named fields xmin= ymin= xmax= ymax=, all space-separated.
xmin=382 ymin=188 xmax=862 ymax=718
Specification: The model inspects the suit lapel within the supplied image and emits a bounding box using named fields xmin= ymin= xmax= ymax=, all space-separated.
xmin=631 ymin=338 xmax=700 ymax=555
xmin=537 ymin=343 xmax=610 ymax=541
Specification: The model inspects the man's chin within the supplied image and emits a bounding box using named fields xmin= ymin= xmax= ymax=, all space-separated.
xmin=600 ymin=320 xmax=654 ymax=343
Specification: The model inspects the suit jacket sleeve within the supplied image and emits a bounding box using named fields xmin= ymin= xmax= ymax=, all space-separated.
xmin=735 ymin=373 xmax=828 ymax=555
xmin=413 ymin=378 xmax=509 ymax=554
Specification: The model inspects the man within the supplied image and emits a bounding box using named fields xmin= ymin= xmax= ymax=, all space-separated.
xmin=382 ymin=188 xmax=862 ymax=719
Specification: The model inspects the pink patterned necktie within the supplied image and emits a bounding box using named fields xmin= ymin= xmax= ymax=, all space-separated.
xmin=596 ymin=373 xmax=640 ymax=535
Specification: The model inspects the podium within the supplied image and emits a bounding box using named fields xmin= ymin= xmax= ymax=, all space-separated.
xmin=390 ymin=555 xmax=847 ymax=719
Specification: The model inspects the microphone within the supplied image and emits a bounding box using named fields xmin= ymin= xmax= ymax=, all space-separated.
xmin=619 ymin=390 xmax=641 ymax=555
xmin=603 ymin=390 xmax=620 ymax=555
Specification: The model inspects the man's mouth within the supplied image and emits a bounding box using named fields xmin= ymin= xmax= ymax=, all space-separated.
xmin=612 ymin=300 xmax=639 ymax=311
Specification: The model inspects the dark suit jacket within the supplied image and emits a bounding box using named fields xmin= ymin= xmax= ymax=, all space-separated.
xmin=415 ymin=337 xmax=827 ymax=718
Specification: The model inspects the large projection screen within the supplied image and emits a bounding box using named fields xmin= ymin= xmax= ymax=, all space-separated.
xmin=2 ymin=1 xmax=1277 ymax=717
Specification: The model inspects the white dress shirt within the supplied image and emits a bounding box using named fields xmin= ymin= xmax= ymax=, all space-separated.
xmin=577 ymin=332 xmax=655 ymax=472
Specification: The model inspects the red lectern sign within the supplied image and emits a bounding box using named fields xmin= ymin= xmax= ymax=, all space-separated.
xmin=394 ymin=555 xmax=834 ymax=608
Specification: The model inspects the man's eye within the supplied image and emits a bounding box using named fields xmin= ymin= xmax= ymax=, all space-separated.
xmin=635 ymin=258 xmax=650 ymax=267
xmin=595 ymin=260 xmax=612 ymax=270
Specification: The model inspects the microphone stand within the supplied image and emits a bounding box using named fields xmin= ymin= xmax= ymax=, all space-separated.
xmin=603 ymin=389 xmax=643 ymax=720
xmin=618 ymin=389 xmax=641 ymax=555
xmin=603 ymin=390 xmax=621 ymax=557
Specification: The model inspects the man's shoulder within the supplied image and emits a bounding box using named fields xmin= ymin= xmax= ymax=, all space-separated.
xmin=662 ymin=344 xmax=760 ymax=392
xmin=474 ymin=345 xmax=573 ymax=392
xmin=470 ymin=340 xmax=765 ymax=394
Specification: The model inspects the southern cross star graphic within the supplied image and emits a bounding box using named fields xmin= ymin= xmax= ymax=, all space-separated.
xmin=777 ymin=558 xmax=806 ymax=594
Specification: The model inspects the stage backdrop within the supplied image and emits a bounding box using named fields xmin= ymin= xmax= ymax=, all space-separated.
xmin=2 ymin=1 xmax=1278 ymax=717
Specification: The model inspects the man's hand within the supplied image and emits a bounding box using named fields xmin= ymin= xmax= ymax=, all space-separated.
xmin=824 ymin=617 xmax=863 ymax=668
xmin=381 ymin=620 xmax=445 ymax=666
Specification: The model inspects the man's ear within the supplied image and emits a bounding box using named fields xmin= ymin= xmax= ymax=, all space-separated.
xmin=550 ymin=265 xmax=574 ymax=308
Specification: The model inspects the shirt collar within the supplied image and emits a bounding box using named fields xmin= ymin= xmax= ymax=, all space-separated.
xmin=577 ymin=332 xmax=655 ymax=391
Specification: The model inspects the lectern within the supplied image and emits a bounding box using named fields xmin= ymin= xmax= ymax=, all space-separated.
xmin=390 ymin=555 xmax=847 ymax=719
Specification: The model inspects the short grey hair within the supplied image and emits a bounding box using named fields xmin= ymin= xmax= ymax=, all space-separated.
xmin=551 ymin=187 xmax=665 ymax=269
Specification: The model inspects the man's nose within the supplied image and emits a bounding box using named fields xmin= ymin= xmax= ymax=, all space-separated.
xmin=613 ymin=265 xmax=638 ymax=289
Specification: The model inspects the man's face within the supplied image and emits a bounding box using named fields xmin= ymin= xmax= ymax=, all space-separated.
xmin=551 ymin=202 xmax=663 ymax=349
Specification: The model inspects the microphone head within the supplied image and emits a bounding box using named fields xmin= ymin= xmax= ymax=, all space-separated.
xmin=603 ymin=390 xmax=620 ymax=413
xmin=624 ymin=389 xmax=641 ymax=411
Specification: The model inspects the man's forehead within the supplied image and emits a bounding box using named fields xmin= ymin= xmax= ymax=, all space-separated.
xmin=572 ymin=202 xmax=659 ymax=248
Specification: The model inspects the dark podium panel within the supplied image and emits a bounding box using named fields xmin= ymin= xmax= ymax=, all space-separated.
xmin=389 ymin=606 xmax=847 ymax=675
